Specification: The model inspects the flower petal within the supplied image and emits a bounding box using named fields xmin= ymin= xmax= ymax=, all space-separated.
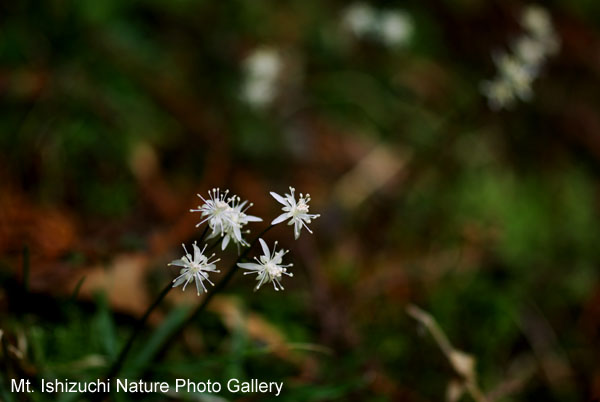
xmin=195 ymin=278 xmax=202 ymax=295
xmin=237 ymin=262 xmax=262 ymax=271
xmin=271 ymin=213 xmax=289 ymax=225
xmin=172 ymin=275 xmax=187 ymax=287
xmin=169 ymin=259 xmax=189 ymax=267
xmin=294 ymin=221 xmax=301 ymax=239
xmin=192 ymin=242 xmax=202 ymax=263
xmin=259 ymin=238 xmax=270 ymax=257
xmin=233 ymin=226 xmax=242 ymax=242
xmin=270 ymin=191 xmax=287 ymax=205
xmin=222 ymin=235 xmax=230 ymax=250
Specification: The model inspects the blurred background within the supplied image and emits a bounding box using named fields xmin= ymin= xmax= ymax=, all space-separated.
xmin=1 ymin=0 xmax=600 ymax=401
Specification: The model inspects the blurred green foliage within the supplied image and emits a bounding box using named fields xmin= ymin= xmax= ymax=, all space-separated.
xmin=2 ymin=0 xmax=600 ymax=401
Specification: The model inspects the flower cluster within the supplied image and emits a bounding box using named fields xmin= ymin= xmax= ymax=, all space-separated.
xmin=481 ymin=5 xmax=560 ymax=110
xmin=342 ymin=3 xmax=414 ymax=48
xmin=190 ymin=188 xmax=262 ymax=250
xmin=169 ymin=187 xmax=319 ymax=293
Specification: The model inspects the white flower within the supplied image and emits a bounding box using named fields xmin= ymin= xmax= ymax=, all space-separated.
xmin=237 ymin=239 xmax=293 ymax=291
xmin=190 ymin=188 xmax=231 ymax=233
xmin=513 ymin=36 xmax=548 ymax=66
xmin=342 ymin=3 xmax=377 ymax=38
xmin=481 ymin=5 xmax=559 ymax=111
xmin=378 ymin=10 xmax=413 ymax=47
xmin=169 ymin=242 xmax=220 ymax=295
xmin=245 ymin=48 xmax=282 ymax=81
xmin=342 ymin=4 xmax=415 ymax=48
xmin=521 ymin=5 xmax=553 ymax=40
xmin=494 ymin=54 xmax=535 ymax=100
xmin=213 ymin=196 xmax=263 ymax=250
xmin=480 ymin=78 xmax=516 ymax=110
xmin=270 ymin=187 xmax=320 ymax=239
xmin=242 ymin=79 xmax=277 ymax=108
xmin=192 ymin=189 xmax=263 ymax=250
xmin=241 ymin=47 xmax=282 ymax=108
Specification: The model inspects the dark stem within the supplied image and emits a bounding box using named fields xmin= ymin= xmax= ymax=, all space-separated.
xmin=206 ymin=236 xmax=223 ymax=253
xmin=185 ymin=224 xmax=275 ymax=325
xmin=92 ymin=224 xmax=212 ymax=401
xmin=88 ymin=282 xmax=173 ymax=402
xmin=105 ymin=282 xmax=172 ymax=380
xmin=196 ymin=225 xmax=210 ymax=247
xmin=141 ymin=224 xmax=276 ymax=375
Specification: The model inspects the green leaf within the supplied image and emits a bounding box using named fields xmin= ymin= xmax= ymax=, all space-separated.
xmin=94 ymin=293 xmax=119 ymax=359
xmin=124 ymin=305 xmax=192 ymax=377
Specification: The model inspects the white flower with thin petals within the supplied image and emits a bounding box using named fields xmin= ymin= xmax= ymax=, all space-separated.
xmin=270 ymin=187 xmax=320 ymax=240
xmin=237 ymin=239 xmax=293 ymax=291
xmin=192 ymin=189 xmax=263 ymax=250
xmin=215 ymin=196 xmax=263 ymax=250
xmin=169 ymin=242 xmax=220 ymax=295
xmin=190 ymin=188 xmax=231 ymax=235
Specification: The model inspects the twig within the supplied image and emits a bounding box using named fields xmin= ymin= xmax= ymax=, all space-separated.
xmin=406 ymin=304 xmax=488 ymax=402
xmin=486 ymin=355 xmax=537 ymax=402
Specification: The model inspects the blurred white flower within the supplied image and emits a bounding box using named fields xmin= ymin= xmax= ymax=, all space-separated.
xmin=270 ymin=187 xmax=320 ymax=240
xmin=214 ymin=196 xmax=263 ymax=250
xmin=521 ymin=5 xmax=553 ymax=39
xmin=241 ymin=47 xmax=282 ymax=108
xmin=481 ymin=78 xmax=516 ymax=110
xmin=342 ymin=2 xmax=377 ymax=38
xmin=237 ymin=239 xmax=293 ymax=291
xmin=513 ymin=36 xmax=547 ymax=66
xmin=378 ymin=10 xmax=413 ymax=47
xmin=494 ymin=53 xmax=535 ymax=100
xmin=245 ymin=48 xmax=281 ymax=79
xmin=169 ymin=242 xmax=220 ymax=295
xmin=342 ymin=3 xmax=415 ymax=48
xmin=242 ymin=79 xmax=277 ymax=108
xmin=521 ymin=5 xmax=560 ymax=56
xmin=481 ymin=5 xmax=559 ymax=110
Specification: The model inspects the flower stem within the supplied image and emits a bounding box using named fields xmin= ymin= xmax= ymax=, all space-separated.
xmin=103 ymin=225 xmax=211 ymax=382
xmin=186 ymin=224 xmax=275 ymax=323
xmin=105 ymin=282 xmax=172 ymax=380
xmin=143 ymin=224 xmax=276 ymax=371
xmin=88 ymin=282 xmax=173 ymax=402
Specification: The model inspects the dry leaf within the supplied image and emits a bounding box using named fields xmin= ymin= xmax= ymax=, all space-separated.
xmin=75 ymin=253 xmax=151 ymax=317
xmin=446 ymin=379 xmax=466 ymax=402
xmin=449 ymin=350 xmax=476 ymax=381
